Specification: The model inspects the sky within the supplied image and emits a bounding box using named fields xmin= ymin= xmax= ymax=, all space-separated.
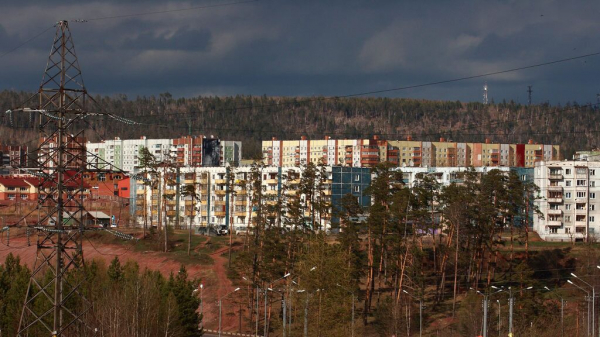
xmin=1 ymin=0 xmax=599 ymax=105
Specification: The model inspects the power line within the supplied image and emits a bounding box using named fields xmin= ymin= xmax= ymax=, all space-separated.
xmin=124 ymin=51 xmax=600 ymax=121
xmin=0 ymin=25 xmax=55 ymax=60
xmin=0 ymin=0 xmax=259 ymax=61
xmin=77 ymin=0 xmax=259 ymax=22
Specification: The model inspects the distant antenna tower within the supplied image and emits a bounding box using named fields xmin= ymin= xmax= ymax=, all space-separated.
xmin=483 ymin=83 xmax=488 ymax=105
xmin=527 ymin=85 xmax=533 ymax=106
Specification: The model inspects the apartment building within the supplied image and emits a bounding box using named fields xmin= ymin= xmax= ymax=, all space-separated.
xmin=0 ymin=144 xmax=28 ymax=167
xmin=130 ymin=165 xmax=372 ymax=232
xmin=533 ymin=159 xmax=600 ymax=242
xmin=87 ymin=136 xmax=242 ymax=172
xmin=39 ymin=134 xmax=87 ymax=170
xmin=263 ymin=136 xmax=560 ymax=168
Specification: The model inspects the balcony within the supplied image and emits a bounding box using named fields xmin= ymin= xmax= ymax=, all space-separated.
xmin=236 ymin=189 xmax=248 ymax=195
xmin=547 ymin=198 xmax=563 ymax=203
xmin=215 ymin=179 xmax=227 ymax=185
xmin=215 ymin=189 xmax=227 ymax=195
xmin=214 ymin=211 xmax=226 ymax=217
xmin=547 ymin=220 xmax=562 ymax=227
xmin=547 ymin=209 xmax=562 ymax=216
xmin=549 ymin=174 xmax=563 ymax=180
xmin=214 ymin=200 xmax=226 ymax=206
xmin=264 ymin=190 xmax=278 ymax=196
xmin=265 ymin=179 xmax=278 ymax=185
xmin=166 ymin=211 xmax=177 ymax=217
xmin=235 ymin=200 xmax=247 ymax=206
xmin=235 ymin=211 xmax=246 ymax=217
xmin=548 ymin=186 xmax=563 ymax=192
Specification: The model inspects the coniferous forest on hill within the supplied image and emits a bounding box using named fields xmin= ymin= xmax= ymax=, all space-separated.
xmin=0 ymin=89 xmax=598 ymax=159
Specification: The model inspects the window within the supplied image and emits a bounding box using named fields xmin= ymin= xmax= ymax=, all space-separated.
xmin=577 ymin=203 xmax=586 ymax=210
xmin=577 ymin=192 xmax=586 ymax=198
xmin=566 ymin=181 xmax=572 ymax=186
xmin=566 ymin=169 xmax=572 ymax=174
xmin=592 ymin=193 xmax=596 ymax=199
xmin=566 ymin=227 xmax=571 ymax=233
xmin=566 ymin=192 xmax=572 ymax=199
xmin=354 ymin=174 xmax=360 ymax=182
xmin=566 ymin=204 xmax=572 ymax=210
xmin=549 ymin=204 xmax=559 ymax=210
xmin=577 ymin=180 xmax=587 ymax=186
xmin=550 ymin=227 xmax=558 ymax=234
xmin=591 ymin=170 xmax=596 ymax=176
xmin=565 ymin=216 xmax=571 ymax=223
xmin=20 ymin=194 xmax=27 ymax=199
xmin=591 ymin=216 xmax=595 ymax=222
xmin=590 ymin=205 xmax=596 ymax=211
xmin=353 ymin=186 xmax=360 ymax=193
xmin=592 ymin=181 xmax=596 ymax=187
xmin=98 ymin=173 xmax=106 ymax=182
xmin=576 ymin=215 xmax=586 ymax=222
xmin=577 ymin=168 xmax=587 ymax=175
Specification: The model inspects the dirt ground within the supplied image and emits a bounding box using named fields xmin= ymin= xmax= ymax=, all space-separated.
xmin=0 ymin=233 xmax=242 ymax=333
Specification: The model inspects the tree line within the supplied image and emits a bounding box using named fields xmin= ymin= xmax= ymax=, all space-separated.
xmin=0 ymin=254 xmax=202 ymax=337
xmin=1 ymin=90 xmax=598 ymax=159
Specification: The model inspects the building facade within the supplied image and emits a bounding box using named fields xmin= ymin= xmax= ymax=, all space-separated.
xmin=87 ymin=136 xmax=242 ymax=172
xmin=263 ymin=136 xmax=560 ymax=168
xmin=533 ymin=159 xmax=600 ymax=242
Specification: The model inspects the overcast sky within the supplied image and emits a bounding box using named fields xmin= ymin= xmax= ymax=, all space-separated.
xmin=1 ymin=0 xmax=599 ymax=104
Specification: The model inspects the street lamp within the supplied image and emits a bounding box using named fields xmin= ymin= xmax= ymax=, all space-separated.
xmin=572 ymin=272 xmax=595 ymax=337
xmin=263 ymin=272 xmax=291 ymax=337
xmin=336 ymin=284 xmax=355 ymax=337
xmin=568 ymin=279 xmax=591 ymax=337
xmin=496 ymin=300 xmax=501 ymax=337
xmin=403 ymin=289 xmax=423 ymax=337
xmin=470 ymin=287 xmax=504 ymax=337
xmin=542 ymin=286 xmax=565 ymax=337
xmin=219 ymin=287 xmax=240 ymax=337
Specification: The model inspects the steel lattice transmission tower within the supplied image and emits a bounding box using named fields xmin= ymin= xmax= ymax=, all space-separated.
xmin=14 ymin=20 xmax=94 ymax=337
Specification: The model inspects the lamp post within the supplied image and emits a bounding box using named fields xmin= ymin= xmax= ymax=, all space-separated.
xmin=542 ymin=286 xmax=565 ymax=337
xmin=472 ymin=287 xmax=504 ymax=337
xmin=497 ymin=285 xmax=532 ymax=336
xmin=569 ymin=279 xmax=591 ymax=337
xmin=572 ymin=273 xmax=595 ymax=337
xmin=264 ymin=272 xmax=291 ymax=337
xmin=219 ymin=287 xmax=240 ymax=337
xmin=403 ymin=289 xmax=423 ymax=337
xmin=496 ymin=300 xmax=501 ymax=337
xmin=336 ymin=284 xmax=355 ymax=337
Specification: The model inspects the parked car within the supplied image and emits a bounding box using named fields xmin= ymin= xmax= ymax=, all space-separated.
xmin=216 ymin=225 xmax=229 ymax=236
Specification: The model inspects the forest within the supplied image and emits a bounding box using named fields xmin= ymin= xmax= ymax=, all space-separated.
xmin=0 ymin=162 xmax=599 ymax=336
xmin=1 ymin=90 xmax=599 ymax=159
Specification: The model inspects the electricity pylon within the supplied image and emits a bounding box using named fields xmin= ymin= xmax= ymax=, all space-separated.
xmin=14 ymin=20 xmax=93 ymax=337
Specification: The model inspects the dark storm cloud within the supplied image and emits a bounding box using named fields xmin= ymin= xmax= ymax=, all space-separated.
xmin=1 ymin=0 xmax=600 ymax=104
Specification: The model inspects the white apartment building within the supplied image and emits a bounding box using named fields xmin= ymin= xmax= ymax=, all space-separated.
xmin=534 ymin=160 xmax=600 ymax=242
xmin=87 ymin=136 xmax=242 ymax=172
xmin=130 ymin=166 xmax=336 ymax=233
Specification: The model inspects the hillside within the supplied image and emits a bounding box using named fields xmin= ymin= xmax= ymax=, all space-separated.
xmin=1 ymin=90 xmax=597 ymax=159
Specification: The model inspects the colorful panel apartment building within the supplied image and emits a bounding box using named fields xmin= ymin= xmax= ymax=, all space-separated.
xmin=263 ymin=136 xmax=560 ymax=168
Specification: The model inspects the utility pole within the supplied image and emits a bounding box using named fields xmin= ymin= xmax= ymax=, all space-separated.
xmin=527 ymin=85 xmax=533 ymax=106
